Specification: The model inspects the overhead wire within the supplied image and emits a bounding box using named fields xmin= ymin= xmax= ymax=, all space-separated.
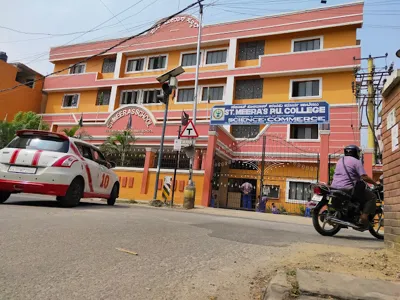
xmin=0 ymin=0 xmax=204 ymax=94
xmin=98 ymin=0 xmax=131 ymax=33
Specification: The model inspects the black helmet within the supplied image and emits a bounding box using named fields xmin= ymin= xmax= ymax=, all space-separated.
xmin=344 ymin=145 xmax=361 ymax=159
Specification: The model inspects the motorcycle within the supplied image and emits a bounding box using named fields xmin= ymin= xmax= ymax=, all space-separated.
xmin=310 ymin=182 xmax=384 ymax=240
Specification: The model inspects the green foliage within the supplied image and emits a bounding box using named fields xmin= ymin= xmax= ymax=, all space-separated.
xmin=279 ymin=205 xmax=287 ymax=214
xmin=13 ymin=111 xmax=49 ymax=131
xmin=329 ymin=166 xmax=336 ymax=184
xmin=0 ymin=112 xmax=49 ymax=148
xmin=299 ymin=205 xmax=306 ymax=216
xmin=62 ymin=126 xmax=80 ymax=137
xmin=100 ymin=130 xmax=136 ymax=167
xmin=0 ymin=121 xmax=17 ymax=148
xmin=61 ymin=125 xmax=92 ymax=140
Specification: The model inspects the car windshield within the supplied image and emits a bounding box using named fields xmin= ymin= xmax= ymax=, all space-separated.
xmin=7 ymin=135 xmax=69 ymax=153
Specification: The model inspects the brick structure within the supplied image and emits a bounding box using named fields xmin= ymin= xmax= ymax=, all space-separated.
xmin=382 ymin=69 xmax=400 ymax=251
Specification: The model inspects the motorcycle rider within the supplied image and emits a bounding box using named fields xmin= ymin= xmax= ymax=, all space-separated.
xmin=330 ymin=145 xmax=379 ymax=229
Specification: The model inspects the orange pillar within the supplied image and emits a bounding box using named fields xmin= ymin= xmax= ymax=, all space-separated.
xmin=201 ymin=151 xmax=207 ymax=170
xmin=201 ymin=132 xmax=217 ymax=206
xmin=193 ymin=149 xmax=201 ymax=170
xmin=141 ymin=148 xmax=156 ymax=194
xmin=319 ymin=130 xmax=330 ymax=184
xmin=363 ymin=148 xmax=374 ymax=178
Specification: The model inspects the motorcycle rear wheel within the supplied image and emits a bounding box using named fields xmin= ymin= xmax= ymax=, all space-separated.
xmin=368 ymin=209 xmax=384 ymax=240
xmin=312 ymin=202 xmax=341 ymax=237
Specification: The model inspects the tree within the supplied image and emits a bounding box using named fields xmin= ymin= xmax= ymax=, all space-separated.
xmin=13 ymin=111 xmax=49 ymax=130
xmin=61 ymin=125 xmax=92 ymax=140
xmin=0 ymin=121 xmax=17 ymax=149
xmin=100 ymin=130 xmax=136 ymax=167
xmin=329 ymin=166 xmax=336 ymax=184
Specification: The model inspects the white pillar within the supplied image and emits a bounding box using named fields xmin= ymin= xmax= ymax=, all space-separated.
xmin=227 ymin=38 xmax=237 ymax=70
xmin=224 ymin=76 xmax=235 ymax=132
xmin=108 ymin=85 xmax=118 ymax=112
xmin=114 ymin=52 xmax=123 ymax=79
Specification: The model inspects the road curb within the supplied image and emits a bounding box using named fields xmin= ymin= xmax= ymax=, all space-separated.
xmin=264 ymin=270 xmax=291 ymax=300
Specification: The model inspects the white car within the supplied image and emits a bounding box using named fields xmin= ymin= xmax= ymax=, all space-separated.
xmin=0 ymin=130 xmax=119 ymax=207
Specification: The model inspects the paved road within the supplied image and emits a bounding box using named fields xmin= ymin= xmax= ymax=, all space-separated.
xmin=0 ymin=195 xmax=383 ymax=300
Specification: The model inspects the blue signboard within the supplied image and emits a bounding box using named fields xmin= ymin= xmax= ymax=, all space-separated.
xmin=210 ymin=101 xmax=330 ymax=125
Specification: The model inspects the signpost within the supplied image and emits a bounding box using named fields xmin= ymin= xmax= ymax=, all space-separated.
xmin=180 ymin=120 xmax=199 ymax=138
xmin=210 ymin=102 xmax=330 ymax=125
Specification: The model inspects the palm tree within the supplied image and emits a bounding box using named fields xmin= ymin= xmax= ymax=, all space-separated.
xmin=62 ymin=126 xmax=92 ymax=140
xmin=100 ymin=130 xmax=136 ymax=167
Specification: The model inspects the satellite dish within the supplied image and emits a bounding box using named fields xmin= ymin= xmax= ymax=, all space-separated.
xmin=396 ymin=49 xmax=400 ymax=58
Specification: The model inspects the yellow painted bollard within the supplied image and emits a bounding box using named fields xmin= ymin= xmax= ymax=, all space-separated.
xmin=183 ymin=184 xmax=196 ymax=209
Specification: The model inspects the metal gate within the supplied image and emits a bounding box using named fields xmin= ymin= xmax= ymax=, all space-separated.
xmin=211 ymin=133 xmax=319 ymax=215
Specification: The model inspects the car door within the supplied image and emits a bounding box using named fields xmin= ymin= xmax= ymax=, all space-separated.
xmin=75 ymin=143 xmax=100 ymax=196
xmin=91 ymin=147 xmax=113 ymax=195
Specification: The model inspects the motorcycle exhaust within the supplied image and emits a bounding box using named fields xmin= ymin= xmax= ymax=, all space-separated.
xmin=326 ymin=217 xmax=359 ymax=229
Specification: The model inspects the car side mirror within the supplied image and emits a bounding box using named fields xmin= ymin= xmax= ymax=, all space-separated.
xmin=108 ymin=161 xmax=116 ymax=169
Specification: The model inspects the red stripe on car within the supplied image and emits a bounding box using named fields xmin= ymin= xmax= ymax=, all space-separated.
xmin=9 ymin=149 xmax=21 ymax=164
xmin=70 ymin=143 xmax=84 ymax=160
xmin=84 ymin=164 xmax=94 ymax=192
xmin=31 ymin=150 xmax=43 ymax=166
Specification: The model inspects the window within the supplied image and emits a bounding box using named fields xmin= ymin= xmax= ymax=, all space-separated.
xmin=231 ymin=125 xmax=260 ymax=138
xmin=202 ymin=86 xmax=224 ymax=102
xmin=181 ymin=53 xmax=200 ymax=67
xmin=24 ymin=79 xmax=35 ymax=89
xmin=238 ymin=40 xmax=265 ymax=60
xmin=291 ymin=79 xmax=320 ymax=98
xmin=206 ymin=50 xmax=227 ymax=65
xmin=263 ymin=185 xmax=280 ymax=199
xmin=69 ymin=63 xmax=85 ymax=74
xmin=75 ymin=144 xmax=93 ymax=160
xmin=143 ymin=89 xmax=161 ymax=104
xmin=62 ymin=94 xmax=79 ymax=108
xmin=126 ymin=58 xmax=145 ymax=72
xmin=148 ymin=56 xmax=167 ymax=70
xmin=96 ymin=89 xmax=111 ymax=106
xmin=235 ymin=79 xmax=263 ymax=99
xmin=290 ymin=124 xmax=319 ymax=140
xmin=289 ymin=181 xmax=312 ymax=201
xmin=102 ymin=58 xmax=116 ymax=73
xmin=121 ymin=90 xmax=140 ymax=105
xmin=293 ymin=38 xmax=321 ymax=52
xmin=7 ymin=135 xmax=69 ymax=153
xmin=177 ymin=88 xmax=195 ymax=103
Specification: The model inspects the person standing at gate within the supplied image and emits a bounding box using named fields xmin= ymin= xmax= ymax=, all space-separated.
xmin=240 ymin=181 xmax=253 ymax=210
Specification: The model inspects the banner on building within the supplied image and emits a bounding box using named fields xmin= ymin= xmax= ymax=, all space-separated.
xmin=210 ymin=101 xmax=330 ymax=125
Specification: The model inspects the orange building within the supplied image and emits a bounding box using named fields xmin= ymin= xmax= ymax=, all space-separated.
xmin=0 ymin=53 xmax=46 ymax=121
xmin=42 ymin=2 xmax=366 ymax=211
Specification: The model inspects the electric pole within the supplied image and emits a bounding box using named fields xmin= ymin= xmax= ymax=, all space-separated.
xmin=353 ymin=54 xmax=394 ymax=165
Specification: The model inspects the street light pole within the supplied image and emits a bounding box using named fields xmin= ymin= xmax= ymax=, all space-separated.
xmin=153 ymin=97 xmax=169 ymax=200
xmin=188 ymin=1 xmax=203 ymax=185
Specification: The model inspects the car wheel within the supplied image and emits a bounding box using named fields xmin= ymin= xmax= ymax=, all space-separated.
xmin=0 ymin=191 xmax=11 ymax=204
xmin=59 ymin=178 xmax=84 ymax=208
xmin=107 ymin=184 xmax=119 ymax=206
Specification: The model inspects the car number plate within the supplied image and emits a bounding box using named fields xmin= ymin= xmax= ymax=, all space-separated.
xmin=312 ymin=194 xmax=323 ymax=202
xmin=8 ymin=166 xmax=37 ymax=174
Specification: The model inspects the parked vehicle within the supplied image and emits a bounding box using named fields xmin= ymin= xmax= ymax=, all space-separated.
xmin=310 ymin=182 xmax=384 ymax=240
xmin=0 ymin=130 xmax=119 ymax=207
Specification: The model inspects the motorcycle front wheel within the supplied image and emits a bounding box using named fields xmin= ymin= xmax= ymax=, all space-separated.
xmin=312 ymin=200 xmax=341 ymax=237
xmin=369 ymin=206 xmax=384 ymax=240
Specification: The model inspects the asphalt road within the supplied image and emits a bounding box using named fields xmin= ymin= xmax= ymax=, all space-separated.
xmin=0 ymin=194 xmax=383 ymax=300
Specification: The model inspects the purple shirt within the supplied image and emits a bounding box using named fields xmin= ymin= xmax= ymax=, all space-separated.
xmin=331 ymin=156 xmax=367 ymax=189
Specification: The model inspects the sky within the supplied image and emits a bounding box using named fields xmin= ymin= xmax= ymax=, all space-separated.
xmin=1 ymin=0 xmax=399 ymax=147
xmin=1 ymin=0 xmax=399 ymax=75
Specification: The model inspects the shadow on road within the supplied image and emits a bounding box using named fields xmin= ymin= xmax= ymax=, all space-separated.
xmin=5 ymin=200 xmax=128 ymax=210
xmin=333 ymin=234 xmax=383 ymax=242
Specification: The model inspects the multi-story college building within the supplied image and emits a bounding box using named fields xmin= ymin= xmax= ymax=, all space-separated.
xmin=42 ymin=1 xmax=367 ymax=211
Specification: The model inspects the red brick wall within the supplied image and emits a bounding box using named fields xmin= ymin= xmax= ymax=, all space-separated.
xmin=382 ymin=81 xmax=400 ymax=251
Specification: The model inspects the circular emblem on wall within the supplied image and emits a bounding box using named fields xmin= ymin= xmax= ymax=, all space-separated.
xmin=212 ymin=108 xmax=224 ymax=120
